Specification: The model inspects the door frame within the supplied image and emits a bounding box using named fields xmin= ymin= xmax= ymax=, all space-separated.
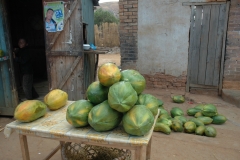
xmin=185 ymin=1 xmax=230 ymax=95
xmin=0 ymin=0 xmax=18 ymax=115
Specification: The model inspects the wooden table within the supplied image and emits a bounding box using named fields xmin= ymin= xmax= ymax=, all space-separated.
xmin=4 ymin=101 xmax=159 ymax=160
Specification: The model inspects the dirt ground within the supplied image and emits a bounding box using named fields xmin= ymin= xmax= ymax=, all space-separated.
xmin=1 ymin=53 xmax=240 ymax=160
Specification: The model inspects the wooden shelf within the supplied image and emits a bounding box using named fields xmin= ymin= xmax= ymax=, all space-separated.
xmin=83 ymin=49 xmax=108 ymax=54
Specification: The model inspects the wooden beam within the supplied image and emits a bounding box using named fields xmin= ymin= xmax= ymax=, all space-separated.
xmin=190 ymin=84 xmax=218 ymax=89
xmin=19 ymin=134 xmax=30 ymax=160
xmin=43 ymin=145 xmax=61 ymax=160
xmin=186 ymin=6 xmax=195 ymax=92
xmin=183 ymin=2 xmax=226 ymax=6
xmin=219 ymin=1 xmax=230 ymax=95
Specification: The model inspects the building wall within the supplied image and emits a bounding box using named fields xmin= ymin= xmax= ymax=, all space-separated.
xmin=223 ymin=0 xmax=240 ymax=90
xmin=119 ymin=0 xmax=240 ymax=90
xmin=119 ymin=0 xmax=190 ymax=89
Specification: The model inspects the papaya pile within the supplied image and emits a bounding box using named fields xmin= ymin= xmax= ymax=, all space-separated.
xmin=66 ymin=62 xmax=161 ymax=136
xmin=154 ymin=103 xmax=227 ymax=138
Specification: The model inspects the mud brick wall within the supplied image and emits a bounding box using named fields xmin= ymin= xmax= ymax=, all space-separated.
xmin=119 ymin=0 xmax=138 ymax=70
xmin=223 ymin=0 xmax=240 ymax=90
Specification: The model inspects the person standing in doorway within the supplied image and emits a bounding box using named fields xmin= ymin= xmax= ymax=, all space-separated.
xmin=13 ymin=38 xmax=39 ymax=100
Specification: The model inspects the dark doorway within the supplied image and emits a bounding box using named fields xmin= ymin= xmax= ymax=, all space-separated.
xmin=6 ymin=0 xmax=48 ymax=100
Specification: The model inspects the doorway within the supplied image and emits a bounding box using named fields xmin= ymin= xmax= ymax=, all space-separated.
xmin=6 ymin=0 xmax=49 ymax=100
xmin=187 ymin=2 xmax=229 ymax=95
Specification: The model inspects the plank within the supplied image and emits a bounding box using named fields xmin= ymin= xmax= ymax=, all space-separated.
xmin=205 ymin=5 xmax=220 ymax=85
xmin=47 ymin=0 xmax=79 ymax=51
xmin=197 ymin=5 xmax=211 ymax=85
xmin=186 ymin=6 xmax=196 ymax=92
xmin=19 ymin=134 xmax=30 ymax=160
xmin=219 ymin=2 xmax=230 ymax=95
xmin=183 ymin=2 xmax=226 ymax=6
xmin=43 ymin=145 xmax=60 ymax=160
xmin=146 ymin=137 xmax=152 ymax=160
xmin=0 ymin=1 xmax=13 ymax=109
xmin=190 ymin=83 xmax=218 ymax=89
xmin=213 ymin=4 xmax=227 ymax=86
xmin=135 ymin=146 xmax=144 ymax=160
xmin=190 ymin=6 xmax=203 ymax=84
xmin=57 ymin=56 xmax=82 ymax=90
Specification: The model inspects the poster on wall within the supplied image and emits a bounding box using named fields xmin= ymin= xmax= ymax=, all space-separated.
xmin=44 ymin=1 xmax=64 ymax=32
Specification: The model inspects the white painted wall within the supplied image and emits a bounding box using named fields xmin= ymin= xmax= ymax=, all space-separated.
xmin=137 ymin=0 xmax=191 ymax=77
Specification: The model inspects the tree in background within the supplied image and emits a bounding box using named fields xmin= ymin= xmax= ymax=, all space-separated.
xmin=94 ymin=8 xmax=119 ymax=26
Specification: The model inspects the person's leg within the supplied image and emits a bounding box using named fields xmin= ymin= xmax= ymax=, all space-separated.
xmin=22 ymin=74 xmax=33 ymax=100
xmin=32 ymin=86 xmax=39 ymax=99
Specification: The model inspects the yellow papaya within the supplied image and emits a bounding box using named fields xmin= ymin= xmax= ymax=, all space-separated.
xmin=44 ymin=89 xmax=68 ymax=110
xmin=14 ymin=100 xmax=47 ymax=122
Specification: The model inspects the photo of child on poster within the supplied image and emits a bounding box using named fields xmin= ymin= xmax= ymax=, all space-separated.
xmin=44 ymin=1 xmax=64 ymax=32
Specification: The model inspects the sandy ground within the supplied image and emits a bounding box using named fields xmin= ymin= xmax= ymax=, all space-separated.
xmin=1 ymin=53 xmax=240 ymax=160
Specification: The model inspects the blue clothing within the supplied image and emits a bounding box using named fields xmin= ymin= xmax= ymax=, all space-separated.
xmin=46 ymin=19 xmax=56 ymax=32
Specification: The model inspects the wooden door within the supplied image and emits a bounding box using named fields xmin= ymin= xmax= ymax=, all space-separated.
xmin=0 ymin=0 xmax=18 ymax=115
xmin=187 ymin=2 xmax=230 ymax=94
xmin=43 ymin=0 xmax=84 ymax=100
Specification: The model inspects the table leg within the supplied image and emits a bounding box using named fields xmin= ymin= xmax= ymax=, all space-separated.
xmin=19 ymin=134 xmax=30 ymax=160
xmin=146 ymin=137 xmax=152 ymax=160
xmin=135 ymin=146 xmax=145 ymax=160
xmin=60 ymin=141 xmax=65 ymax=160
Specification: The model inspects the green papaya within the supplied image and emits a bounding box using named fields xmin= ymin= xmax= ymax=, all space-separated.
xmin=202 ymin=104 xmax=218 ymax=117
xmin=157 ymin=118 xmax=172 ymax=127
xmin=170 ymin=107 xmax=184 ymax=117
xmin=154 ymin=123 xmax=171 ymax=135
xmin=158 ymin=99 xmax=164 ymax=106
xmin=189 ymin=118 xmax=205 ymax=127
xmin=159 ymin=108 xmax=169 ymax=116
xmin=187 ymin=108 xmax=201 ymax=116
xmin=195 ymin=112 xmax=203 ymax=118
xmin=159 ymin=114 xmax=172 ymax=120
xmin=174 ymin=116 xmax=187 ymax=124
xmin=194 ymin=104 xmax=205 ymax=110
xmin=171 ymin=120 xmax=183 ymax=132
xmin=172 ymin=95 xmax=185 ymax=103
xmin=184 ymin=121 xmax=196 ymax=133
xmin=212 ymin=115 xmax=227 ymax=124
xmin=195 ymin=126 xmax=206 ymax=136
xmin=205 ymin=126 xmax=217 ymax=137
xmin=197 ymin=117 xmax=213 ymax=125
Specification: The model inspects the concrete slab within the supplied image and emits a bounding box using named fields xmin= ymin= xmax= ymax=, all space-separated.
xmin=222 ymin=89 xmax=240 ymax=108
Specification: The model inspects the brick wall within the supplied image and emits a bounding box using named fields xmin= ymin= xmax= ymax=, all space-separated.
xmin=119 ymin=0 xmax=138 ymax=70
xmin=143 ymin=73 xmax=187 ymax=90
xmin=223 ymin=0 xmax=240 ymax=90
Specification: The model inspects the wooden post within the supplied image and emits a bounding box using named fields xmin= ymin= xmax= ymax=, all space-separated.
xmin=146 ymin=137 xmax=152 ymax=160
xmin=135 ymin=146 xmax=145 ymax=160
xmin=19 ymin=134 xmax=30 ymax=160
